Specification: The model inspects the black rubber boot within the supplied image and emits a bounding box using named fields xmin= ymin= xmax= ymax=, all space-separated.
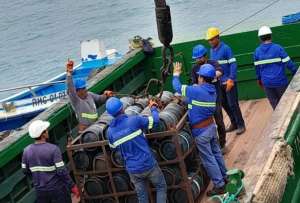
xmin=236 ymin=126 xmax=246 ymax=135
xmin=207 ymin=185 xmax=226 ymax=196
xmin=225 ymin=124 xmax=237 ymax=133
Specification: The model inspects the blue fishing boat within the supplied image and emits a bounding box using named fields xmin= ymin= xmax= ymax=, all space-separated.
xmin=282 ymin=11 xmax=300 ymax=24
xmin=0 ymin=39 xmax=122 ymax=132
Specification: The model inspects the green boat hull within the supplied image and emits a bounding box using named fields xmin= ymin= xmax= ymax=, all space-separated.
xmin=0 ymin=23 xmax=300 ymax=203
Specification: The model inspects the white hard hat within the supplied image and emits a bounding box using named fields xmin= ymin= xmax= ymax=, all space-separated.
xmin=258 ymin=26 xmax=272 ymax=37
xmin=28 ymin=120 xmax=50 ymax=138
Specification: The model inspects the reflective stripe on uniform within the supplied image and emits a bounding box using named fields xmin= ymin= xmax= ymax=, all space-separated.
xmin=111 ymin=129 xmax=143 ymax=148
xmin=188 ymin=100 xmax=216 ymax=109
xmin=228 ymin=58 xmax=236 ymax=63
xmin=218 ymin=58 xmax=236 ymax=65
xmin=148 ymin=117 xmax=154 ymax=129
xmin=21 ymin=163 xmax=26 ymax=169
xmin=81 ymin=112 xmax=98 ymax=120
xmin=30 ymin=166 xmax=56 ymax=172
xmin=181 ymin=85 xmax=187 ymax=97
xmin=254 ymin=57 xmax=283 ymax=66
xmin=218 ymin=60 xmax=228 ymax=65
xmin=191 ymin=100 xmax=216 ymax=107
xmin=282 ymin=56 xmax=291 ymax=63
xmin=55 ymin=161 xmax=64 ymax=168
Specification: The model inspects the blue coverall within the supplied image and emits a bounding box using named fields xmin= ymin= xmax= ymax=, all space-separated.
xmin=107 ymin=107 xmax=167 ymax=203
xmin=210 ymin=42 xmax=245 ymax=129
xmin=254 ymin=42 xmax=297 ymax=109
xmin=191 ymin=60 xmax=226 ymax=147
xmin=173 ymin=76 xmax=227 ymax=188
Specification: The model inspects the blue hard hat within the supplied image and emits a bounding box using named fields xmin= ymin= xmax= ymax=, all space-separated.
xmin=197 ymin=64 xmax=216 ymax=78
xmin=192 ymin=44 xmax=207 ymax=59
xmin=106 ymin=97 xmax=123 ymax=116
xmin=75 ymin=79 xmax=87 ymax=90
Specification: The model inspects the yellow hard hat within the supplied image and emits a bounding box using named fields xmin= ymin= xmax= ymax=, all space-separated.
xmin=206 ymin=27 xmax=220 ymax=40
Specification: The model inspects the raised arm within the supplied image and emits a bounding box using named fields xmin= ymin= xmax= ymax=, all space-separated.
xmin=172 ymin=62 xmax=192 ymax=97
xmin=66 ymin=60 xmax=80 ymax=104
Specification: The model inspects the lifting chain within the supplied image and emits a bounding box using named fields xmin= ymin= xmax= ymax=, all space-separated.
xmin=151 ymin=0 xmax=174 ymax=98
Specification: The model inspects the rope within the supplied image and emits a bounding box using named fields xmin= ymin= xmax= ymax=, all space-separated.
xmin=221 ymin=0 xmax=281 ymax=34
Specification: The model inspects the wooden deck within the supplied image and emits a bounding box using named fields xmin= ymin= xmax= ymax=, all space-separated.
xmin=199 ymin=98 xmax=273 ymax=203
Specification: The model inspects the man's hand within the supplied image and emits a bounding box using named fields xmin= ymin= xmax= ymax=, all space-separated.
xmin=104 ymin=90 xmax=113 ymax=97
xmin=71 ymin=185 xmax=80 ymax=198
xmin=173 ymin=62 xmax=182 ymax=76
xmin=66 ymin=59 xmax=74 ymax=75
xmin=257 ymin=80 xmax=264 ymax=89
xmin=226 ymin=79 xmax=234 ymax=92
xmin=148 ymin=99 xmax=158 ymax=108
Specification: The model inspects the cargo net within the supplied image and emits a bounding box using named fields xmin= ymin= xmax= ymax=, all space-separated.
xmin=251 ymin=140 xmax=293 ymax=203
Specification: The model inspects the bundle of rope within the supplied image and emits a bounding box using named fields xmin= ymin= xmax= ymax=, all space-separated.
xmin=250 ymin=140 xmax=293 ymax=203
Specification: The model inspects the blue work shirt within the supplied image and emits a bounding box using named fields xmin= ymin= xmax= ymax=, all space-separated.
xmin=254 ymin=42 xmax=297 ymax=88
xmin=210 ymin=42 xmax=237 ymax=83
xmin=22 ymin=143 xmax=74 ymax=191
xmin=172 ymin=76 xmax=216 ymax=136
xmin=107 ymin=107 xmax=159 ymax=174
xmin=191 ymin=60 xmax=223 ymax=84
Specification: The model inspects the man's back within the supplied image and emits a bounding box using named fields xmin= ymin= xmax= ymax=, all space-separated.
xmin=22 ymin=143 xmax=64 ymax=191
xmin=107 ymin=114 xmax=156 ymax=174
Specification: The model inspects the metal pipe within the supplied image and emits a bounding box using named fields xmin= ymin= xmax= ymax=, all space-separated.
xmin=0 ymin=80 xmax=66 ymax=93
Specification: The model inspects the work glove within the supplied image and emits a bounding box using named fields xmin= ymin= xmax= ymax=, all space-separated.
xmin=226 ymin=79 xmax=234 ymax=92
xmin=66 ymin=59 xmax=74 ymax=75
xmin=257 ymin=80 xmax=264 ymax=89
xmin=104 ymin=90 xmax=114 ymax=97
xmin=148 ymin=99 xmax=158 ymax=108
xmin=71 ymin=185 xmax=80 ymax=198
xmin=173 ymin=62 xmax=182 ymax=76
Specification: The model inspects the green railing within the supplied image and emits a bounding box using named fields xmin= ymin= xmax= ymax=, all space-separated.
xmin=282 ymin=108 xmax=300 ymax=203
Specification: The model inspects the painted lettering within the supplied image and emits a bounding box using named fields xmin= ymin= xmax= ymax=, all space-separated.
xmin=32 ymin=98 xmax=38 ymax=107
xmin=42 ymin=96 xmax=47 ymax=104
xmin=31 ymin=91 xmax=67 ymax=107
xmin=50 ymin=94 xmax=54 ymax=102
xmin=37 ymin=97 xmax=43 ymax=105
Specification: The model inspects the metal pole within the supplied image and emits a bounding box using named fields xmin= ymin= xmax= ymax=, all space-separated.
xmin=0 ymin=80 xmax=66 ymax=93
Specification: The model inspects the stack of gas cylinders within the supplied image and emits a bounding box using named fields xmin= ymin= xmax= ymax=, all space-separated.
xmin=71 ymin=91 xmax=208 ymax=203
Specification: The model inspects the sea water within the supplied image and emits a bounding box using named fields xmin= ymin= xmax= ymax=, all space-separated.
xmin=1 ymin=0 xmax=300 ymax=99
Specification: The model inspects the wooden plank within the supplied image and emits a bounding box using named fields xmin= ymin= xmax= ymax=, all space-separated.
xmin=199 ymin=99 xmax=273 ymax=203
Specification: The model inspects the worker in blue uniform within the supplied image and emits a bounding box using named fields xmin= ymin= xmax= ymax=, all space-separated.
xmin=206 ymin=27 xmax=246 ymax=135
xmin=191 ymin=44 xmax=227 ymax=150
xmin=254 ymin=26 xmax=297 ymax=109
xmin=106 ymin=97 xmax=167 ymax=203
xmin=22 ymin=120 xmax=80 ymax=203
xmin=173 ymin=62 xmax=227 ymax=196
